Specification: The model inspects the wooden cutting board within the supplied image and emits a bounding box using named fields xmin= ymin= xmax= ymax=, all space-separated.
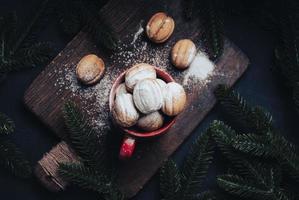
xmin=24 ymin=0 xmax=249 ymax=198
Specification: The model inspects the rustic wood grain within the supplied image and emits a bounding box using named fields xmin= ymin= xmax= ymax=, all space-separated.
xmin=35 ymin=142 xmax=79 ymax=191
xmin=24 ymin=0 xmax=249 ymax=198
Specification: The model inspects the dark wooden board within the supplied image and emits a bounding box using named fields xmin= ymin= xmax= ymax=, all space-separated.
xmin=24 ymin=0 xmax=249 ymax=198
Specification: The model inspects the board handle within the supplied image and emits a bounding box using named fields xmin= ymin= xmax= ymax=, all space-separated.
xmin=119 ymin=136 xmax=136 ymax=160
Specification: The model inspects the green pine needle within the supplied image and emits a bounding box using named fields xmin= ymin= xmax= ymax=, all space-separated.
xmin=0 ymin=112 xmax=15 ymax=135
xmin=180 ymin=132 xmax=214 ymax=199
xmin=0 ymin=1 xmax=53 ymax=74
xmin=209 ymin=120 xmax=251 ymax=175
xmin=57 ymin=0 xmax=118 ymax=50
xmin=214 ymin=85 xmax=273 ymax=134
xmin=159 ymin=131 xmax=214 ymax=200
xmin=159 ymin=160 xmax=181 ymax=200
xmin=59 ymin=163 xmax=124 ymax=200
xmin=88 ymin=14 xmax=118 ymax=51
xmin=182 ymin=0 xmax=224 ymax=60
xmin=58 ymin=0 xmax=108 ymax=36
xmin=0 ymin=139 xmax=31 ymax=178
xmin=218 ymin=166 xmax=291 ymax=200
xmin=209 ymin=121 xmax=271 ymax=182
xmin=197 ymin=190 xmax=218 ymax=200
xmin=58 ymin=163 xmax=109 ymax=193
xmin=62 ymin=101 xmax=123 ymax=199
xmin=232 ymin=132 xmax=299 ymax=182
xmin=232 ymin=133 xmax=273 ymax=157
xmin=63 ymin=101 xmax=107 ymax=171
xmin=217 ymin=174 xmax=273 ymax=200
xmin=205 ymin=1 xmax=224 ymax=61
xmin=200 ymin=0 xmax=224 ymax=61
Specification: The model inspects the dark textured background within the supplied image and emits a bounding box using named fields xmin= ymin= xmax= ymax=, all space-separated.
xmin=0 ymin=1 xmax=298 ymax=199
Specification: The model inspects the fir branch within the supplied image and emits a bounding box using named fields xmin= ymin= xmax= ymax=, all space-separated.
xmin=218 ymin=165 xmax=290 ymax=200
xmin=159 ymin=132 xmax=214 ymax=200
xmin=217 ymin=174 xmax=277 ymax=200
xmin=62 ymin=101 xmax=123 ymax=199
xmin=209 ymin=120 xmax=236 ymax=154
xmin=57 ymin=0 xmax=117 ymax=50
xmin=209 ymin=121 xmax=272 ymax=182
xmin=0 ymin=1 xmax=53 ymax=74
xmin=209 ymin=121 xmax=251 ymax=176
xmin=20 ymin=42 xmax=53 ymax=67
xmin=214 ymin=85 xmax=273 ymax=134
xmin=180 ymin=132 xmax=214 ymax=199
xmin=196 ymin=190 xmax=218 ymax=200
xmin=232 ymin=132 xmax=299 ymax=182
xmin=1 ymin=12 xmax=17 ymax=52
xmin=0 ymin=43 xmax=52 ymax=73
xmin=63 ymin=102 xmax=107 ymax=171
xmin=10 ymin=0 xmax=51 ymax=54
xmin=88 ymin=14 xmax=118 ymax=51
xmin=232 ymin=133 xmax=273 ymax=157
xmin=200 ymin=0 xmax=224 ymax=61
xmin=0 ymin=112 xmax=15 ymax=136
xmin=59 ymin=163 xmax=124 ymax=200
xmin=160 ymin=160 xmax=181 ymax=200
xmin=209 ymin=119 xmax=287 ymax=197
xmin=58 ymin=0 xmax=108 ymax=36
xmin=182 ymin=0 xmax=224 ymax=60
xmin=0 ymin=139 xmax=31 ymax=178
xmin=58 ymin=163 xmax=109 ymax=193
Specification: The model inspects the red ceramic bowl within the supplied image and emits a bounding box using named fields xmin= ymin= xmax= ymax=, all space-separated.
xmin=109 ymin=67 xmax=176 ymax=159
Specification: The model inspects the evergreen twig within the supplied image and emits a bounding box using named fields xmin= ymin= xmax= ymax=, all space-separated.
xmin=0 ymin=112 xmax=15 ymax=135
xmin=232 ymin=132 xmax=299 ymax=182
xmin=217 ymin=174 xmax=270 ymax=199
xmin=63 ymin=102 xmax=108 ymax=173
xmin=159 ymin=132 xmax=214 ymax=200
xmin=180 ymin=132 xmax=214 ymax=199
xmin=88 ymin=14 xmax=118 ymax=51
xmin=57 ymin=0 xmax=108 ymax=36
xmin=58 ymin=163 xmax=110 ymax=194
xmin=214 ymin=85 xmax=273 ymax=134
xmin=196 ymin=190 xmax=218 ymax=200
xmin=57 ymin=0 xmax=118 ymax=50
xmin=0 ymin=139 xmax=31 ymax=178
xmin=217 ymin=172 xmax=290 ymax=200
xmin=59 ymin=163 xmax=125 ymax=200
xmin=0 ymin=1 xmax=53 ymax=74
xmin=159 ymin=160 xmax=181 ymax=200
xmin=201 ymin=0 xmax=224 ymax=61
xmin=60 ymin=101 xmax=123 ymax=200
xmin=182 ymin=0 xmax=224 ymax=60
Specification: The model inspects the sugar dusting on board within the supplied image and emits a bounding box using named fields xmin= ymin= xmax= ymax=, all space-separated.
xmin=183 ymin=52 xmax=215 ymax=86
xmin=131 ymin=21 xmax=144 ymax=45
xmin=53 ymin=22 xmax=216 ymax=132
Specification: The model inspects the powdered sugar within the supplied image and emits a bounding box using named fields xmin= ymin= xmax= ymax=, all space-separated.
xmin=131 ymin=22 xmax=144 ymax=45
xmin=183 ymin=51 xmax=215 ymax=86
xmin=54 ymin=21 xmax=216 ymax=132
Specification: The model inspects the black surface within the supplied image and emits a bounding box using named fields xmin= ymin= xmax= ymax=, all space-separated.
xmin=0 ymin=1 xmax=298 ymax=200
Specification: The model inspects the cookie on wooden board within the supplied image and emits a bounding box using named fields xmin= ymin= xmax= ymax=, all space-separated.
xmin=76 ymin=54 xmax=105 ymax=85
